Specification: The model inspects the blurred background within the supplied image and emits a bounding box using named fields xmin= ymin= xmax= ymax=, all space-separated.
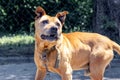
xmin=1 ymin=0 xmax=120 ymax=80
xmin=0 ymin=0 xmax=120 ymax=59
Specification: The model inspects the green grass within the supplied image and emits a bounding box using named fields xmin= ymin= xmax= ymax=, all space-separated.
xmin=0 ymin=34 xmax=34 ymax=47
xmin=0 ymin=34 xmax=35 ymax=57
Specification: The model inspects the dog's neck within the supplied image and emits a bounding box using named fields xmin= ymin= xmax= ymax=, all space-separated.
xmin=35 ymin=34 xmax=63 ymax=52
xmin=35 ymin=36 xmax=54 ymax=52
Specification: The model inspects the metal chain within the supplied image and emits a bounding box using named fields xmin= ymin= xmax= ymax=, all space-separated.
xmin=41 ymin=54 xmax=52 ymax=80
xmin=44 ymin=63 xmax=51 ymax=80
xmin=41 ymin=46 xmax=58 ymax=80
xmin=40 ymin=53 xmax=51 ymax=80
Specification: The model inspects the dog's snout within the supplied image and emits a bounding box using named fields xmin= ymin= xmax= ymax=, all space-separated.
xmin=50 ymin=27 xmax=57 ymax=33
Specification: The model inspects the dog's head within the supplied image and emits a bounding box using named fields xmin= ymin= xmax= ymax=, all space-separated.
xmin=35 ymin=6 xmax=68 ymax=42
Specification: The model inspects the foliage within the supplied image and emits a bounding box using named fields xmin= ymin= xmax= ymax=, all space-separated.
xmin=0 ymin=0 xmax=93 ymax=33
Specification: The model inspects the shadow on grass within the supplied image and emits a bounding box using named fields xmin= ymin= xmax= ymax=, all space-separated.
xmin=0 ymin=33 xmax=34 ymax=57
xmin=0 ymin=44 xmax=34 ymax=57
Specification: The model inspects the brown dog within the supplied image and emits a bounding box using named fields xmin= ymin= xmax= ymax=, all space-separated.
xmin=34 ymin=6 xmax=120 ymax=80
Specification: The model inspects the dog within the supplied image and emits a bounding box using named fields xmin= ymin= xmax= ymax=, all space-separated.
xmin=34 ymin=6 xmax=120 ymax=80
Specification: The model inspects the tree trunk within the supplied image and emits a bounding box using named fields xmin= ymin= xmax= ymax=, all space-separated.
xmin=93 ymin=0 xmax=120 ymax=41
xmin=108 ymin=0 xmax=120 ymax=38
xmin=93 ymin=0 xmax=105 ymax=34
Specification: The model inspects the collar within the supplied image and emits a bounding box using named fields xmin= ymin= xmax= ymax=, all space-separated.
xmin=41 ymin=46 xmax=55 ymax=61
xmin=40 ymin=45 xmax=60 ymax=68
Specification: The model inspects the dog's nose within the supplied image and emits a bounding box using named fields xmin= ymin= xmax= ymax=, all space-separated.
xmin=50 ymin=27 xmax=57 ymax=33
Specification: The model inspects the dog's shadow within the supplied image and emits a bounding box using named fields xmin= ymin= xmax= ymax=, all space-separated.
xmin=44 ymin=70 xmax=90 ymax=80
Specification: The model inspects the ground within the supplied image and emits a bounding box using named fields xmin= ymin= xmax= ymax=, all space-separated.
xmin=0 ymin=58 xmax=120 ymax=80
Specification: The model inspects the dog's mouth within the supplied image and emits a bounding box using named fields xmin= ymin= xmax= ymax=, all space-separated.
xmin=41 ymin=34 xmax=58 ymax=41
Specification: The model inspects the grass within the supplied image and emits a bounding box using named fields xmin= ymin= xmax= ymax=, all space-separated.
xmin=0 ymin=34 xmax=34 ymax=47
xmin=0 ymin=34 xmax=35 ymax=57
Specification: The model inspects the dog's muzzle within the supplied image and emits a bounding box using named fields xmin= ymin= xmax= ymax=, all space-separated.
xmin=50 ymin=27 xmax=57 ymax=34
xmin=41 ymin=27 xmax=59 ymax=41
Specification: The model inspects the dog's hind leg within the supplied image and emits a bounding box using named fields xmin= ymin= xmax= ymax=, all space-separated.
xmin=89 ymin=49 xmax=114 ymax=80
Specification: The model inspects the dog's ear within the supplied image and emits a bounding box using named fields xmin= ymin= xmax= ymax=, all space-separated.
xmin=35 ymin=6 xmax=46 ymax=19
xmin=56 ymin=11 xmax=69 ymax=24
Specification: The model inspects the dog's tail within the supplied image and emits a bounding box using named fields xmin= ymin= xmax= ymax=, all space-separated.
xmin=112 ymin=41 xmax=120 ymax=55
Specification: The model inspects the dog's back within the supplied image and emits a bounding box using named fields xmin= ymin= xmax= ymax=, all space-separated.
xmin=64 ymin=32 xmax=120 ymax=54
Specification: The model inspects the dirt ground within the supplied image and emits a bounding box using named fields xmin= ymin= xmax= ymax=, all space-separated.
xmin=0 ymin=61 xmax=120 ymax=80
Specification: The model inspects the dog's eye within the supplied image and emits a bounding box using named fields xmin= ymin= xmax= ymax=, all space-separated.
xmin=41 ymin=20 xmax=49 ymax=25
xmin=56 ymin=22 xmax=60 ymax=27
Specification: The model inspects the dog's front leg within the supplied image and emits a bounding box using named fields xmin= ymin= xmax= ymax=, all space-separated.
xmin=35 ymin=68 xmax=46 ymax=80
xmin=61 ymin=73 xmax=72 ymax=80
xmin=60 ymin=62 xmax=73 ymax=80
